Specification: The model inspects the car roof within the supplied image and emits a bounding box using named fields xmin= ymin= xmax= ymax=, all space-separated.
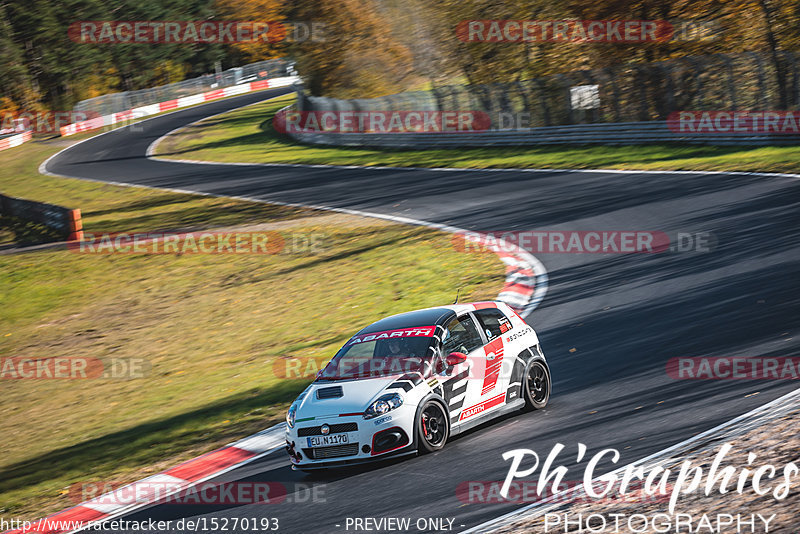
xmin=356 ymin=308 xmax=455 ymax=335
xmin=355 ymin=302 xmax=504 ymax=335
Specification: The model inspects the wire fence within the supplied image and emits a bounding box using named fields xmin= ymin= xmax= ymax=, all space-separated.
xmin=74 ymin=59 xmax=292 ymax=117
xmin=298 ymin=51 xmax=800 ymax=129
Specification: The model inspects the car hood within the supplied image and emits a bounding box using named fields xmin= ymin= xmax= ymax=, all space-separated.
xmin=295 ymin=377 xmax=402 ymax=416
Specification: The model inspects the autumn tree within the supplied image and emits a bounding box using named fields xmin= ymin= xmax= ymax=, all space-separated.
xmin=214 ymin=0 xmax=286 ymax=62
xmin=0 ymin=3 xmax=41 ymax=113
xmin=285 ymin=0 xmax=413 ymax=98
xmin=426 ymin=0 xmax=799 ymax=85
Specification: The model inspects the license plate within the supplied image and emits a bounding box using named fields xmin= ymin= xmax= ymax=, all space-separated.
xmin=307 ymin=434 xmax=349 ymax=447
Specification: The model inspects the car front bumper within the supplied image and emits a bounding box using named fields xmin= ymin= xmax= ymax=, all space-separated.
xmin=285 ymin=411 xmax=416 ymax=468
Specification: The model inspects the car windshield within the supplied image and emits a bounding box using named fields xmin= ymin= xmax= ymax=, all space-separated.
xmin=318 ymin=328 xmax=438 ymax=381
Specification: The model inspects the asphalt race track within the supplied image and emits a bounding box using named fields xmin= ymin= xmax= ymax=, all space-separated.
xmin=45 ymin=88 xmax=800 ymax=533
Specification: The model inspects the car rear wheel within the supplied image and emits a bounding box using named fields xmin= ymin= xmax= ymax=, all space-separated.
xmin=523 ymin=359 xmax=550 ymax=410
xmin=416 ymin=400 xmax=449 ymax=453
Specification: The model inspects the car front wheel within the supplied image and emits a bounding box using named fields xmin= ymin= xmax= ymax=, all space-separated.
xmin=416 ymin=399 xmax=449 ymax=453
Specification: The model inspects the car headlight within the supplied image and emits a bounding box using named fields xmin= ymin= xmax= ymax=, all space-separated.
xmin=364 ymin=393 xmax=403 ymax=419
xmin=286 ymin=404 xmax=297 ymax=428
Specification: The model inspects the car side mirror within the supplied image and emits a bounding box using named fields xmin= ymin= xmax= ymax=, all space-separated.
xmin=446 ymin=352 xmax=467 ymax=366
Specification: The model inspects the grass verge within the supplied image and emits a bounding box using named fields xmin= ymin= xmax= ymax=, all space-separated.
xmin=0 ymin=99 xmax=504 ymax=519
xmin=0 ymin=217 xmax=61 ymax=248
xmin=154 ymin=94 xmax=800 ymax=175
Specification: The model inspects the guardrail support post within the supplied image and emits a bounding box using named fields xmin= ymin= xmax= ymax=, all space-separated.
xmin=67 ymin=209 xmax=83 ymax=242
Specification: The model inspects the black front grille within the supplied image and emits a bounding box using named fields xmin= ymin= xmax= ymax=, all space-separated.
xmin=297 ymin=422 xmax=359 ymax=436
xmin=316 ymin=386 xmax=343 ymax=399
xmin=303 ymin=443 xmax=360 ymax=459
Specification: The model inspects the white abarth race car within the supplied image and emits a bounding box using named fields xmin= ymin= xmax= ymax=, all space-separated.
xmin=284 ymin=301 xmax=550 ymax=469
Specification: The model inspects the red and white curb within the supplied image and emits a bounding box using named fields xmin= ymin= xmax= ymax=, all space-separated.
xmin=2 ymin=425 xmax=286 ymax=534
xmin=59 ymin=76 xmax=299 ymax=137
xmin=487 ymin=243 xmax=547 ymax=318
xmin=0 ymin=130 xmax=32 ymax=152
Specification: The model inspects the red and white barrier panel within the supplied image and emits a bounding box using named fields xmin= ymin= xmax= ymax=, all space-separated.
xmin=0 ymin=130 xmax=33 ymax=152
xmin=60 ymin=76 xmax=299 ymax=137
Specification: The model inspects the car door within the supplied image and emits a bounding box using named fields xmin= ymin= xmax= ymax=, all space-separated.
xmin=438 ymin=314 xmax=484 ymax=426
xmin=473 ymin=307 xmax=515 ymax=402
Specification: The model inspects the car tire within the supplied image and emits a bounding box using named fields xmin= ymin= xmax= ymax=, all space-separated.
xmin=416 ymin=399 xmax=449 ymax=453
xmin=523 ymin=357 xmax=551 ymax=411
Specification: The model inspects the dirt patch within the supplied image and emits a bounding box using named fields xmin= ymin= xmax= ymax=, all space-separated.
xmin=225 ymin=212 xmax=396 ymax=231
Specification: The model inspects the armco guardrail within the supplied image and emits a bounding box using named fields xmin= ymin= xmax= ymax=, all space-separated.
xmin=284 ymin=116 xmax=800 ymax=147
xmin=0 ymin=194 xmax=83 ymax=241
xmin=62 ymin=76 xmax=300 ymax=137
xmin=0 ymin=131 xmax=32 ymax=152
xmin=74 ymin=59 xmax=291 ymax=117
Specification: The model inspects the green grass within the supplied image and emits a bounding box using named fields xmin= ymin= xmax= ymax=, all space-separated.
xmin=0 ymin=216 xmax=61 ymax=247
xmin=154 ymin=94 xmax=800 ymax=175
xmin=0 ymin=97 xmax=504 ymax=519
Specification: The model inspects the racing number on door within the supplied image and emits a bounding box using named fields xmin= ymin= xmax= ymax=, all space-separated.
xmin=481 ymin=337 xmax=505 ymax=396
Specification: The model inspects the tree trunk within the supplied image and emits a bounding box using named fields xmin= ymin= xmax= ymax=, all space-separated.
xmin=758 ymin=0 xmax=788 ymax=109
